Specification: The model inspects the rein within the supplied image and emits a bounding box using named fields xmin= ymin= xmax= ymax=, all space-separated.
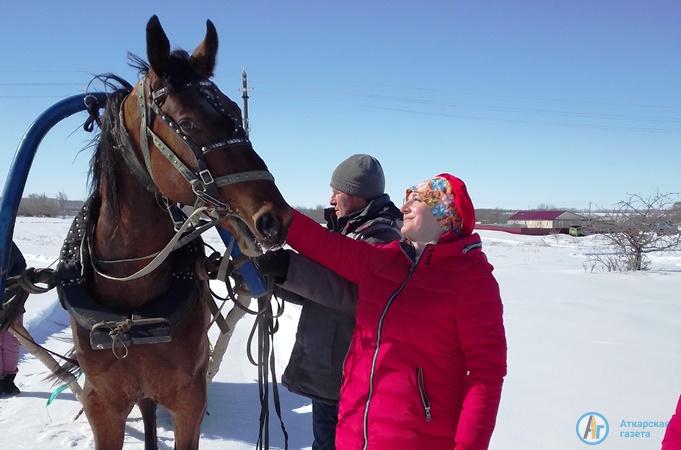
xmin=209 ymin=261 xmax=289 ymax=450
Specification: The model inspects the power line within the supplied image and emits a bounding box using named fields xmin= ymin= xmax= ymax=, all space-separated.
xmin=0 ymin=82 xmax=84 ymax=86
xmin=354 ymin=92 xmax=681 ymax=123
xmin=364 ymin=81 xmax=681 ymax=112
xmin=361 ymin=105 xmax=681 ymax=134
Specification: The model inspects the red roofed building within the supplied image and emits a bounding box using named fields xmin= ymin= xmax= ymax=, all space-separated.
xmin=507 ymin=210 xmax=588 ymax=229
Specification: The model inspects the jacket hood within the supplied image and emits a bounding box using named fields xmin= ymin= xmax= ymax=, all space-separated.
xmin=436 ymin=173 xmax=476 ymax=237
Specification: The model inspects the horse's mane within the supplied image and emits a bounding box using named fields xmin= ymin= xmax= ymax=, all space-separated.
xmin=128 ymin=50 xmax=204 ymax=93
xmin=85 ymin=74 xmax=131 ymax=216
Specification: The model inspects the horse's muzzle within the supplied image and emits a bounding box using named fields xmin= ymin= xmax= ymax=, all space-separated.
xmin=255 ymin=210 xmax=284 ymax=245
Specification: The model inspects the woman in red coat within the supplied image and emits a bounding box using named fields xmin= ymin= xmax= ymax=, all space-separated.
xmin=662 ymin=395 xmax=681 ymax=449
xmin=284 ymin=173 xmax=507 ymax=450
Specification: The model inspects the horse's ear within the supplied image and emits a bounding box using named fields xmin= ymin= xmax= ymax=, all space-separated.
xmin=146 ymin=15 xmax=170 ymax=76
xmin=191 ymin=20 xmax=218 ymax=78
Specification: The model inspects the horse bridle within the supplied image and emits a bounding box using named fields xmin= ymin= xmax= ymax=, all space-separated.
xmin=116 ymin=76 xmax=274 ymax=217
xmin=87 ymin=76 xmax=275 ymax=281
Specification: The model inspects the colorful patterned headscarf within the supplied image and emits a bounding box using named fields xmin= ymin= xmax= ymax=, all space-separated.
xmin=406 ymin=176 xmax=462 ymax=232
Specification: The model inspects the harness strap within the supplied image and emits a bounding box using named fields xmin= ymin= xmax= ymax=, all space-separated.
xmin=214 ymin=170 xmax=274 ymax=187
xmin=88 ymin=207 xmax=212 ymax=282
xmin=205 ymin=294 xmax=229 ymax=334
xmin=201 ymin=136 xmax=251 ymax=154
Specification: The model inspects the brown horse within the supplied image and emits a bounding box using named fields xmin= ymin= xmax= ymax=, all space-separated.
xmin=60 ymin=16 xmax=290 ymax=450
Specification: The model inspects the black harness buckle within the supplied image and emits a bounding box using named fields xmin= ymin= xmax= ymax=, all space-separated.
xmin=199 ymin=169 xmax=215 ymax=185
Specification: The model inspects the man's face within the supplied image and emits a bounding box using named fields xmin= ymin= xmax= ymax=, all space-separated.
xmin=329 ymin=188 xmax=368 ymax=218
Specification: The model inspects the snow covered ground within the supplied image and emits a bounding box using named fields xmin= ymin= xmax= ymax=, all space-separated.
xmin=2 ymin=217 xmax=680 ymax=449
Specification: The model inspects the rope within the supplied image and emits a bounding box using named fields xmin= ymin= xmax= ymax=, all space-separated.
xmin=107 ymin=319 xmax=133 ymax=359
xmin=83 ymin=94 xmax=102 ymax=132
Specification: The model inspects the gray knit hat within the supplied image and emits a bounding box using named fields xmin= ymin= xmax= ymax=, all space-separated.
xmin=330 ymin=154 xmax=385 ymax=200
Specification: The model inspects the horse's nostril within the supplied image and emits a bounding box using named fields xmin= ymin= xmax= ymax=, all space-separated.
xmin=255 ymin=212 xmax=281 ymax=241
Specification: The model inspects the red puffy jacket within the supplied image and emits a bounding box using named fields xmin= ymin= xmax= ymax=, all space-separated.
xmin=662 ymin=395 xmax=681 ymax=449
xmin=287 ymin=210 xmax=507 ymax=450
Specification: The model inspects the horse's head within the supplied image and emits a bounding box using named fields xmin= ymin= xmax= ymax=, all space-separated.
xmin=121 ymin=16 xmax=290 ymax=256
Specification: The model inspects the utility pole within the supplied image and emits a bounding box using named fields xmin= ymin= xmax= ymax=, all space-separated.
xmin=241 ymin=68 xmax=250 ymax=137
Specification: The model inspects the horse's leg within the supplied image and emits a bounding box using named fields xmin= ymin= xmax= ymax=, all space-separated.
xmin=139 ymin=398 xmax=158 ymax=450
xmin=170 ymin=378 xmax=208 ymax=450
xmin=81 ymin=379 xmax=133 ymax=450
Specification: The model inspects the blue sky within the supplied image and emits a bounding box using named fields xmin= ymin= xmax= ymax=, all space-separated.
xmin=1 ymin=0 xmax=680 ymax=210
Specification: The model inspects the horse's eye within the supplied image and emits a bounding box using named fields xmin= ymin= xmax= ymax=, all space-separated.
xmin=178 ymin=119 xmax=195 ymax=132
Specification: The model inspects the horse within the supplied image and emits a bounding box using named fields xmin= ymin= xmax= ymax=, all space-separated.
xmin=57 ymin=16 xmax=291 ymax=450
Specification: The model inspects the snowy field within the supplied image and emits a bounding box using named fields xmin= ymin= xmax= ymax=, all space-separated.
xmin=1 ymin=216 xmax=680 ymax=449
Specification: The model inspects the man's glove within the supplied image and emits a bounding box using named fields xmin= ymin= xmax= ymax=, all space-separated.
xmin=254 ymin=249 xmax=291 ymax=284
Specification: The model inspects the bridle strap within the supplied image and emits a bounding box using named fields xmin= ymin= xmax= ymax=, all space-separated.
xmin=214 ymin=170 xmax=274 ymax=187
xmin=115 ymin=108 xmax=158 ymax=195
xmin=146 ymin=125 xmax=200 ymax=186
xmin=136 ymin=79 xmax=156 ymax=183
xmin=129 ymin=76 xmax=274 ymax=213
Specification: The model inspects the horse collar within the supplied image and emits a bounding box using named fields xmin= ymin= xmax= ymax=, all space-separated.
xmin=56 ymin=198 xmax=204 ymax=352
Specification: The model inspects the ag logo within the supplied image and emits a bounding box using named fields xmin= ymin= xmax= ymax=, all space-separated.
xmin=576 ymin=412 xmax=609 ymax=445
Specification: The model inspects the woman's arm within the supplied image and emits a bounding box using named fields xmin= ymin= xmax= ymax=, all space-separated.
xmin=286 ymin=210 xmax=381 ymax=285
xmin=454 ymin=270 xmax=508 ymax=450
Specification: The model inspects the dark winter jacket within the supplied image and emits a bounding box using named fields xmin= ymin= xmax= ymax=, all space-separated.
xmin=2 ymin=242 xmax=26 ymax=310
xmin=286 ymin=205 xmax=507 ymax=450
xmin=3 ymin=242 xmax=27 ymax=303
xmin=8 ymin=242 xmax=26 ymax=277
xmin=279 ymin=194 xmax=402 ymax=404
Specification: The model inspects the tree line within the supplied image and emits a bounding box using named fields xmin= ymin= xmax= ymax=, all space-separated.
xmin=14 ymin=192 xmax=681 ymax=273
xmin=16 ymin=192 xmax=83 ymax=217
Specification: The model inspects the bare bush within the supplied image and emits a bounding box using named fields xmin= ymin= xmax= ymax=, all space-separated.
xmin=582 ymin=253 xmax=645 ymax=273
xmin=587 ymin=192 xmax=681 ymax=271
xmin=56 ymin=191 xmax=68 ymax=216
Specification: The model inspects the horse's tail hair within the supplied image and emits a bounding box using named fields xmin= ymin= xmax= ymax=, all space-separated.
xmin=44 ymin=347 xmax=80 ymax=386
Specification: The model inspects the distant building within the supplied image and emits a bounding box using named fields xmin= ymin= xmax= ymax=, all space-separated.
xmin=507 ymin=210 xmax=588 ymax=229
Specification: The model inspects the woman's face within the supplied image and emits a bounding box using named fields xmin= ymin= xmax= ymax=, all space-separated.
xmin=400 ymin=191 xmax=444 ymax=244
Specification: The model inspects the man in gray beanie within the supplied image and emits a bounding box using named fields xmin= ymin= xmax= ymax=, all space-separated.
xmin=330 ymin=155 xmax=385 ymax=195
xmin=255 ymin=154 xmax=402 ymax=450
